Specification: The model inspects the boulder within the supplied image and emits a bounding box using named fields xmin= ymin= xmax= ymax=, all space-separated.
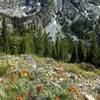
xmin=95 ymin=83 xmax=100 ymax=93
xmin=84 ymin=93 xmax=95 ymax=100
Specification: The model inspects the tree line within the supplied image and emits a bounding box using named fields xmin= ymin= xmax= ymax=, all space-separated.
xmin=0 ymin=15 xmax=100 ymax=66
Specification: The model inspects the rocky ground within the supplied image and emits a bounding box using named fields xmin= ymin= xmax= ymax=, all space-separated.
xmin=0 ymin=55 xmax=100 ymax=100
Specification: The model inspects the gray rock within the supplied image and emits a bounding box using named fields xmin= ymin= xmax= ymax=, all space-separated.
xmin=45 ymin=57 xmax=54 ymax=63
xmin=83 ymin=93 xmax=95 ymax=100
xmin=24 ymin=55 xmax=33 ymax=62
xmin=67 ymin=72 xmax=78 ymax=80
xmin=95 ymin=83 xmax=100 ymax=93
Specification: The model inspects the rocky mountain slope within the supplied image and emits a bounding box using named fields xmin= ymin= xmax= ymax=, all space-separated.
xmin=0 ymin=0 xmax=100 ymax=44
xmin=0 ymin=55 xmax=100 ymax=100
xmin=0 ymin=0 xmax=100 ymax=29
xmin=1 ymin=0 xmax=100 ymax=20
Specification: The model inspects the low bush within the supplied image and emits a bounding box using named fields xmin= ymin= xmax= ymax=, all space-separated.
xmin=0 ymin=62 xmax=9 ymax=76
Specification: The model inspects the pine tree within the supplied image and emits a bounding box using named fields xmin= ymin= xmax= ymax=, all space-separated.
xmin=33 ymin=27 xmax=47 ymax=56
xmin=55 ymin=36 xmax=60 ymax=60
xmin=70 ymin=42 xmax=78 ymax=63
xmin=1 ymin=15 xmax=9 ymax=53
xmin=42 ymin=32 xmax=50 ymax=57
xmin=59 ymin=40 xmax=63 ymax=60
xmin=9 ymin=36 xmax=21 ymax=55
xmin=24 ymin=31 xmax=34 ymax=54
xmin=95 ymin=48 xmax=100 ymax=66
xmin=78 ymin=39 xmax=84 ymax=62
xmin=62 ymin=39 xmax=69 ymax=61
xmin=85 ymin=39 xmax=96 ymax=64
xmin=19 ymin=36 xmax=26 ymax=54
xmin=0 ymin=33 xmax=2 ymax=52
xmin=52 ymin=45 xmax=56 ymax=59
xmin=55 ymin=32 xmax=62 ymax=60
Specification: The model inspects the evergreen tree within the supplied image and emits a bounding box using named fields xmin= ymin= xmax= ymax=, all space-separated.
xmin=85 ymin=39 xmax=96 ymax=64
xmin=33 ymin=28 xmax=44 ymax=56
xmin=9 ymin=36 xmax=21 ymax=55
xmin=55 ymin=36 xmax=60 ymax=60
xmin=95 ymin=48 xmax=100 ymax=66
xmin=78 ymin=39 xmax=84 ymax=62
xmin=19 ymin=36 xmax=26 ymax=54
xmin=62 ymin=39 xmax=69 ymax=61
xmin=24 ymin=30 xmax=34 ymax=54
xmin=59 ymin=40 xmax=63 ymax=60
xmin=1 ymin=15 xmax=9 ymax=53
xmin=0 ymin=33 xmax=2 ymax=52
xmin=55 ymin=32 xmax=62 ymax=60
xmin=70 ymin=42 xmax=78 ymax=63
xmin=52 ymin=45 xmax=56 ymax=59
xmin=42 ymin=32 xmax=50 ymax=57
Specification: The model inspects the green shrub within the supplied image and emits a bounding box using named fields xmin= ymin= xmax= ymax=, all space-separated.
xmin=95 ymin=69 xmax=100 ymax=75
xmin=81 ymin=71 xmax=96 ymax=79
xmin=66 ymin=64 xmax=81 ymax=74
xmin=0 ymin=85 xmax=7 ymax=100
xmin=80 ymin=63 xmax=95 ymax=71
xmin=0 ymin=62 xmax=9 ymax=76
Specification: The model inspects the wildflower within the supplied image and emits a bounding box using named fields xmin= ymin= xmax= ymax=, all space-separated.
xmin=19 ymin=70 xmax=28 ymax=77
xmin=67 ymin=85 xmax=80 ymax=94
xmin=17 ymin=96 xmax=23 ymax=100
xmin=37 ymin=84 xmax=44 ymax=94
xmin=97 ymin=95 xmax=100 ymax=99
xmin=23 ymin=72 xmax=28 ymax=77
xmin=55 ymin=96 xmax=59 ymax=100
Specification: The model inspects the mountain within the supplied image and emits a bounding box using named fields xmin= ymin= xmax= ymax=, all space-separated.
xmin=1 ymin=0 xmax=100 ymax=21
xmin=0 ymin=0 xmax=100 ymax=42
xmin=1 ymin=0 xmax=100 ymax=19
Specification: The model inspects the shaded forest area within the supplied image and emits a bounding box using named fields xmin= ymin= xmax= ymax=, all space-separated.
xmin=0 ymin=15 xmax=100 ymax=67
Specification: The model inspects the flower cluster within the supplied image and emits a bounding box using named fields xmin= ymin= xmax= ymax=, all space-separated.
xmin=67 ymin=85 xmax=80 ymax=95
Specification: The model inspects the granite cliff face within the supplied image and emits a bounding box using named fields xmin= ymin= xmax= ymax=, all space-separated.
xmin=1 ymin=0 xmax=100 ymax=20
xmin=0 ymin=0 xmax=100 ymax=37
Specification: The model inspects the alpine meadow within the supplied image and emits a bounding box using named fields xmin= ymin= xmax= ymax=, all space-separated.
xmin=0 ymin=0 xmax=100 ymax=100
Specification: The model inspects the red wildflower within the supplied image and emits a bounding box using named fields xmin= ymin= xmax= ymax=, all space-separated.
xmin=37 ymin=84 xmax=44 ymax=94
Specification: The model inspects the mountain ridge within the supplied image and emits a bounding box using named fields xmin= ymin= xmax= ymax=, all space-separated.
xmin=1 ymin=0 xmax=100 ymax=21
xmin=0 ymin=0 xmax=100 ymax=44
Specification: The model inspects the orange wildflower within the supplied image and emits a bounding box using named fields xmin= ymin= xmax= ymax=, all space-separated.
xmin=17 ymin=96 xmax=23 ymax=100
xmin=55 ymin=96 xmax=59 ymax=100
xmin=67 ymin=85 xmax=80 ymax=94
xmin=37 ymin=84 xmax=44 ymax=94
xmin=97 ymin=95 xmax=100 ymax=99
